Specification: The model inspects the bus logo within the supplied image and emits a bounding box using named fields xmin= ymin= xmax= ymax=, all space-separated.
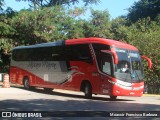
xmin=2 ymin=112 xmax=11 ymax=117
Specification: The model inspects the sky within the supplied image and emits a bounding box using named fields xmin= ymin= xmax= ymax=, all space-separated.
xmin=3 ymin=0 xmax=139 ymax=19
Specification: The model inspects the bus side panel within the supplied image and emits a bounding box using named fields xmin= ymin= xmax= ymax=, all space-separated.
xmin=10 ymin=63 xmax=75 ymax=88
xmin=61 ymin=61 xmax=89 ymax=90
xmin=10 ymin=61 xmax=67 ymax=87
xmin=61 ymin=61 xmax=100 ymax=94
xmin=10 ymin=66 xmax=37 ymax=86
xmin=10 ymin=66 xmax=18 ymax=84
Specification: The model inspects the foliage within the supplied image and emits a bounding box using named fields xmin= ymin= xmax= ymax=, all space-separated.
xmin=3 ymin=6 xmax=111 ymax=46
xmin=0 ymin=0 xmax=4 ymax=11
xmin=16 ymin=0 xmax=101 ymax=9
xmin=84 ymin=9 xmax=112 ymax=38
xmin=8 ymin=6 xmax=91 ymax=45
xmin=127 ymin=0 xmax=160 ymax=22
xmin=0 ymin=39 xmax=13 ymax=72
xmin=109 ymin=17 xmax=129 ymax=40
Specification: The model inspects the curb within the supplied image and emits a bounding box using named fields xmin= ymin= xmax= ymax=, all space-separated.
xmin=143 ymin=94 xmax=160 ymax=96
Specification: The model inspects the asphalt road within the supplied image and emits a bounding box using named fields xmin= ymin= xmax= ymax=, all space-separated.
xmin=0 ymin=85 xmax=160 ymax=120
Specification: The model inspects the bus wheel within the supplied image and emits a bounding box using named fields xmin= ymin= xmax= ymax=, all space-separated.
xmin=44 ymin=88 xmax=53 ymax=93
xmin=110 ymin=95 xmax=117 ymax=100
xmin=24 ymin=77 xmax=30 ymax=90
xmin=84 ymin=83 xmax=92 ymax=99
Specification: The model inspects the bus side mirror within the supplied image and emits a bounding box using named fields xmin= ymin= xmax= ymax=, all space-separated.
xmin=141 ymin=56 xmax=152 ymax=69
xmin=101 ymin=50 xmax=118 ymax=64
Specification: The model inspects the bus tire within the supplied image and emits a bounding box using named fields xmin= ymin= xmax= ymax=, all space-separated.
xmin=110 ymin=95 xmax=117 ymax=100
xmin=23 ymin=77 xmax=30 ymax=90
xmin=84 ymin=83 xmax=92 ymax=99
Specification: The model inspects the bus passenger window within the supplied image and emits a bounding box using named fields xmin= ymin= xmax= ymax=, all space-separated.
xmin=65 ymin=44 xmax=92 ymax=63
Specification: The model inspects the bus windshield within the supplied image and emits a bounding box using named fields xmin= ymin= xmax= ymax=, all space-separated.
xmin=114 ymin=48 xmax=144 ymax=82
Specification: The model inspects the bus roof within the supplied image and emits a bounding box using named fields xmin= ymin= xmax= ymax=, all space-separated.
xmin=13 ymin=40 xmax=65 ymax=50
xmin=13 ymin=37 xmax=138 ymax=51
xmin=66 ymin=37 xmax=138 ymax=51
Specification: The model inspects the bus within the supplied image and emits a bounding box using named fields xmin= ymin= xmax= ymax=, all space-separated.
xmin=10 ymin=38 xmax=152 ymax=100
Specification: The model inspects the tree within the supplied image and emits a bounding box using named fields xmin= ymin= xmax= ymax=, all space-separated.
xmin=0 ymin=0 xmax=4 ymax=11
xmin=109 ymin=17 xmax=129 ymax=41
xmin=127 ymin=0 xmax=160 ymax=22
xmin=85 ymin=9 xmax=112 ymax=38
xmin=7 ymin=6 xmax=89 ymax=45
xmin=16 ymin=0 xmax=101 ymax=10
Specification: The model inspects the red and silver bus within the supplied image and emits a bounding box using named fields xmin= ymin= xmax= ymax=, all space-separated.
xmin=10 ymin=38 xmax=152 ymax=99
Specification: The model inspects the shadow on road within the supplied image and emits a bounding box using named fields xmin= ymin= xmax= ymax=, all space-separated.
xmin=1 ymin=86 xmax=160 ymax=120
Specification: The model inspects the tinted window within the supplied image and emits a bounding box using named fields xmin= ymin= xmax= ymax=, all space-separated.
xmin=66 ymin=44 xmax=92 ymax=63
xmin=92 ymin=44 xmax=110 ymax=53
xmin=12 ymin=46 xmax=65 ymax=61
xmin=12 ymin=44 xmax=92 ymax=63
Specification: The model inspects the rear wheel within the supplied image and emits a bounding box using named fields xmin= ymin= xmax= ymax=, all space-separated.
xmin=44 ymin=88 xmax=53 ymax=93
xmin=24 ymin=77 xmax=30 ymax=90
xmin=84 ymin=83 xmax=92 ymax=99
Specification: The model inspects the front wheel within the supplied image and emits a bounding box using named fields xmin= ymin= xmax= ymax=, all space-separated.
xmin=110 ymin=95 xmax=117 ymax=100
xmin=84 ymin=83 xmax=92 ymax=99
xmin=24 ymin=78 xmax=30 ymax=90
